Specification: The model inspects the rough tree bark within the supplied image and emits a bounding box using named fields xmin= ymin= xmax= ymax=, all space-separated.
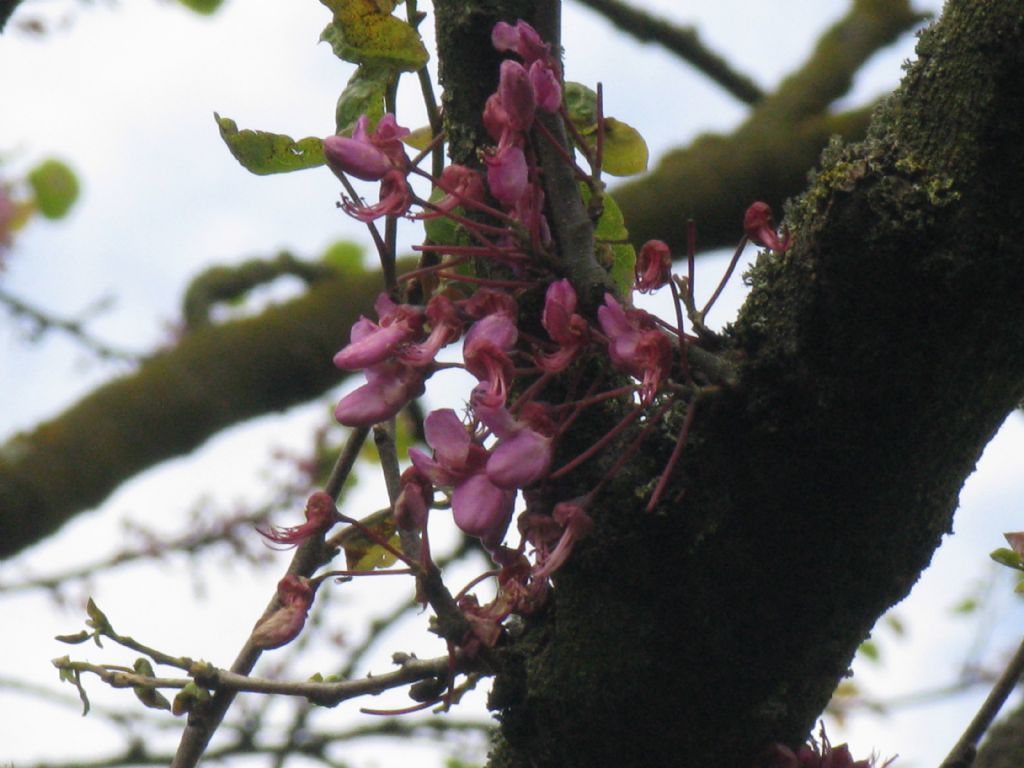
xmin=459 ymin=1 xmax=1024 ymax=766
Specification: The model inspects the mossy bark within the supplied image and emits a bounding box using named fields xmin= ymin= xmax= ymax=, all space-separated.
xmin=480 ymin=2 xmax=1024 ymax=766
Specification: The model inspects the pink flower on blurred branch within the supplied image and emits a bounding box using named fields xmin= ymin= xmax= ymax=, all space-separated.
xmin=333 ymin=293 xmax=425 ymax=371
xmin=334 ymin=360 xmax=424 ymax=427
xmin=323 ymin=114 xmax=410 ymax=181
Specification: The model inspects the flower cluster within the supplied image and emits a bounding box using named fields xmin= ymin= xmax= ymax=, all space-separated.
xmin=260 ymin=19 xmax=790 ymax=659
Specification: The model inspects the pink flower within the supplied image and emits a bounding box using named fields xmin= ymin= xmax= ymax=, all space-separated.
xmin=258 ymin=491 xmax=340 ymax=547
xmin=395 ymin=466 xmax=433 ymax=531
xmin=634 ymin=239 xmax=672 ymax=293
xmin=398 ymin=294 xmax=464 ymax=367
xmin=597 ymin=294 xmax=672 ymax=404
xmin=409 ymin=409 xmax=516 ymax=545
xmin=529 ymin=59 xmax=561 ymax=112
xmin=324 ymin=114 xmax=410 ymax=181
xmin=531 ymin=499 xmax=594 ymax=583
xmin=497 ymin=60 xmax=536 ymax=132
xmin=491 ymin=19 xmax=550 ymax=64
xmin=485 ymin=144 xmax=529 ymax=207
xmin=460 ymin=288 xmax=518 ymax=321
xmin=250 ymin=575 xmax=315 ymax=650
xmin=743 ymin=201 xmax=791 ymax=252
xmin=538 ymin=279 xmax=588 ymax=372
xmin=333 ymin=294 xmax=425 ymax=371
xmin=473 ymin=394 xmax=553 ymax=489
xmin=323 ymin=133 xmax=392 ymax=182
xmin=420 ymin=164 xmax=488 ymax=217
xmin=334 ymin=360 xmax=425 ymax=427
xmin=463 ymin=312 xmax=518 ymax=407
xmin=342 ymin=168 xmax=413 ymax=222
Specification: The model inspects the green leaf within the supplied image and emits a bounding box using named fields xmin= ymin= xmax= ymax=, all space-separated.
xmin=423 ymin=185 xmax=461 ymax=246
xmin=27 ymin=158 xmax=80 ymax=219
xmin=214 ymin=113 xmax=325 ymax=176
xmin=562 ymin=84 xmax=649 ymax=177
xmin=564 ymin=82 xmax=597 ymax=130
xmin=319 ymin=0 xmax=428 ymax=72
xmin=172 ymin=682 xmax=211 ymax=717
xmin=85 ymin=598 xmax=112 ymax=635
xmin=53 ymin=657 xmax=90 ymax=715
xmin=336 ymin=65 xmax=392 ymax=134
xmin=990 ymin=547 xmax=1024 ymax=570
xmin=596 ymin=118 xmax=649 ymax=177
xmin=952 ymin=596 xmax=979 ymax=614
xmin=581 ymin=185 xmax=636 ymax=296
xmin=132 ymin=658 xmax=172 ymax=711
xmin=177 ymin=0 xmax=223 ymax=14
xmin=884 ymin=612 xmax=906 ymax=636
xmin=320 ymin=240 xmax=366 ymax=274
xmin=55 ymin=630 xmax=91 ymax=645
xmin=403 ymin=124 xmax=438 ymax=152
xmin=858 ymin=639 xmax=881 ymax=663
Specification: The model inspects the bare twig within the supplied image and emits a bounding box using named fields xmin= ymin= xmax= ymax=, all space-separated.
xmin=939 ymin=635 xmax=1024 ymax=768
xmin=0 ymin=286 xmax=139 ymax=362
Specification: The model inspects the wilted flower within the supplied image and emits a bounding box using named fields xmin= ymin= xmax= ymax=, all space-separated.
xmin=395 ymin=466 xmax=433 ymax=531
xmin=744 ymin=201 xmax=791 ymax=252
xmin=250 ymin=575 xmax=315 ymax=650
xmin=635 ymin=239 xmax=672 ymax=293
xmin=258 ymin=491 xmax=340 ymax=548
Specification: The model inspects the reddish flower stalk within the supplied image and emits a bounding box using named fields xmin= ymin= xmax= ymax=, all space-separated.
xmin=646 ymin=396 xmax=698 ymax=512
xmin=549 ymin=404 xmax=643 ymax=479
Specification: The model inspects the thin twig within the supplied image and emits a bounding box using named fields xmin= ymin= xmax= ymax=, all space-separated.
xmin=939 ymin=635 xmax=1024 ymax=768
xmin=0 ymin=286 xmax=140 ymax=362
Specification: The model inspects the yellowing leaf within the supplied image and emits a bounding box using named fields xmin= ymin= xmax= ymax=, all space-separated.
xmin=402 ymin=124 xmax=436 ymax=152
xmin=597 ymin=118 xmax=649 ymax=177
xmin=320 ymin=0 xmax=428 ymax=72
xmin=214 ymin=114 xmax=325 ymax=176
xmin=338 ymin=508 xmax=401 ymax=571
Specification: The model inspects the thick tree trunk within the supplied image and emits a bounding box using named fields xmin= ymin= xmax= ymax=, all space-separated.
xmin=472 ymin=2 xmax=1024 ymax=766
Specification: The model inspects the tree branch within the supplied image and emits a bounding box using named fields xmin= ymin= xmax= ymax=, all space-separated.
xmin=489 ymin=1 xmax=1024 ymax=765
xmin=0 ymin=267 xmax=386 ymax=560
xmin=612 ymin=0 xmax=927 ymax=253
xmin=571 ymin=0 xmax=765 ymax=105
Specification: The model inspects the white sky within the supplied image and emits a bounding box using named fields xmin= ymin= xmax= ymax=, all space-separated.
xmin=5 ymin=1 xmax=1023 ymax=767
